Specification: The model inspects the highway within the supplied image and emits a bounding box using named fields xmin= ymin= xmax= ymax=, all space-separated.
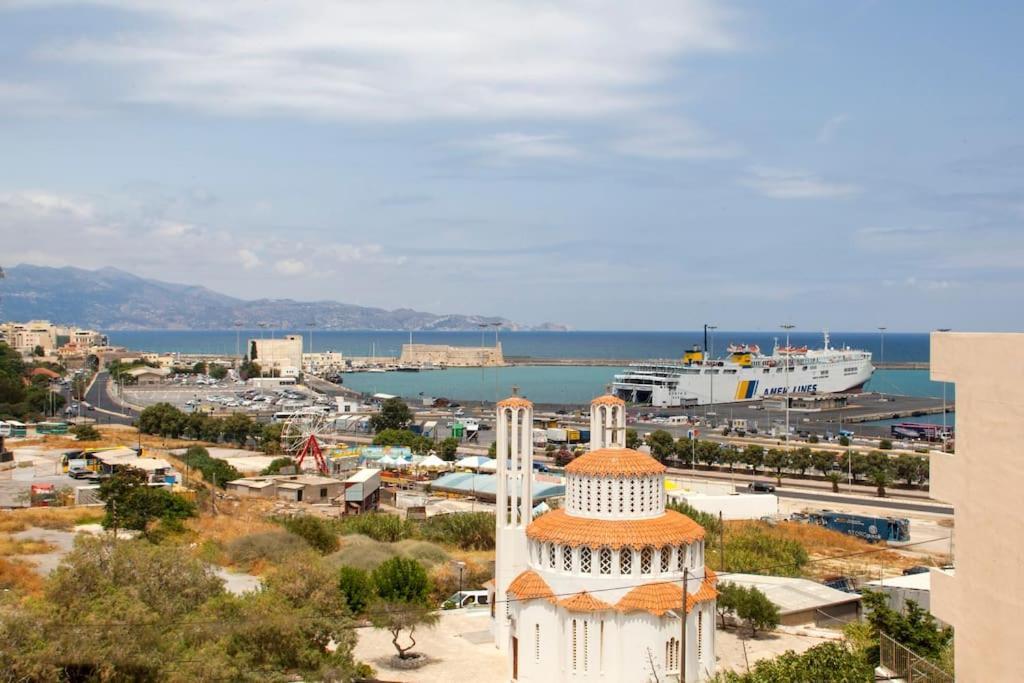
xmin=60 ymin=371 xmax=137 ymax=426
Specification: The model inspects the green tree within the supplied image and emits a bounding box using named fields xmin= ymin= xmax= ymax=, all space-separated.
xmin=869 ymin=467 xmax=891 ymax=497
xmin=138 ymin=402 xmax=188 ymax=438
xmin=788 ymin=447 xmax=813 ymax=477
xmin=438 ymin=437 xmax=460 ymax=461
xmin=879 ymin=438 xmax=893 ymax=450
xmin=220 ymin=412 xmax=254 ymax=447
xmin=715 ymin=581 xmax=744 ymax=627
xmin=32 ymin=345 xmax=45 ymax=357
xmin=180 ymin=445 xmax=241 ymax=488
xmin=894 ymin=455 xmax=928 ymax=487
xmin=742 ymin=444 xmax=765 ymax=473
xmin=666 ymin=499 xmax=721 ymax=536
xmin=71 ymin=375 xmax=88 ymax=401
xmin=697 ymin=440 xmax=722 ymax=468
xmin=208 ymin=364 xmax=228 ymax=380
xmin=861 ymin=590 xmax=952 ymax=661
xmin=371 ymin=556 xmax=439 ymax=659
xmin=193 ymin=361 xmax=208 ymax=374
xmin=370 ymin=397 xmax=413 ymax=432
xmin=71 ymin=423 xmax=101 ymax=441
xmin=338 ymin=566 xmax=374 ymax=615
xmin=811 ymin=450 xmax=836 ymax=477
xmin=98 ymin=467 xmax=196 ymax=538
xmin=260 ymin=421 xmax=284 ymax=454
xmin=838 ymin=435 xmax=851 ymax=447
xmin=625 ymin=428 xmax=640 ymax=449
xmin=735 ymin=584 xmax=780 ymax=637
xmin=826 ymin=471 xmax=843 ymax=493
xmin=764 ymin=448 xmax=788 ymax=483
xmin=645 ymin=429 xmax=675 ymax=461
xmin=239 ymin=358 xmax=261 ymax=380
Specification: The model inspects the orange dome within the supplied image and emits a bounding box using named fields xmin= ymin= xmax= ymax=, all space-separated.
xmin=526 ymin=509 xmax=704 ymax=549
xmin=565 ymin=447 xmax=666 ymax=477
xmin=498 ymin=396 xmax=533 ymax=409
xmin=507 ymin=570 xmax=555 ymax=603
xmin=616 ymin=575 xmax=718 ymax=616
xmin=591 ymin=394 xmax=625 ymax=406
xmin=559 ymin=591 xmax=613 ymax=612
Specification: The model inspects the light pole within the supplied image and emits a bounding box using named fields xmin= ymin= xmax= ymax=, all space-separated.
xmin=877 ymin=326 xmax=887 ymax=367
xmin=706 ymin=324 xmax=717 ymax=414
xmin=937 ymin=328 xmax=951 ymax=450
xmin=455 ymin=560 xmax=466 ymax=605
xmin=780 ymin=323 xmax=795 ymax=443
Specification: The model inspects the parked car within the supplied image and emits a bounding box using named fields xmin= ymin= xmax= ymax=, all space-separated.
xmin=747 ymin=481 xmax=776 ymax=494
xmin=68 ymin=467 xmax=92 ymax=479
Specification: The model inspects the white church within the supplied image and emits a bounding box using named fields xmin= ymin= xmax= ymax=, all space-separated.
xmin=489 ymin=392 xmax=717 ymax=682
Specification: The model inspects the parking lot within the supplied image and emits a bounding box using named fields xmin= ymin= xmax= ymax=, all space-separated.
xmin=123 ymin=382 xmax=331 ymax=417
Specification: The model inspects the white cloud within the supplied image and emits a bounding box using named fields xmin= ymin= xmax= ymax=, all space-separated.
xmin=740 ymin=167 xmax=861 ymax=199
xmin=274 ymin=258 xmax=307 ymax=275
xmin=613 ymin=116 xmax=741 ymax=160
xmin=467 ymin=132 xmax=581 ymax=161
xmin=23 ymin=0 xmax=738 ymax=122
xmin=816 ymin=114 xmax=849 ymax=143
xmin=328 ymin=243 xmax=407 ymax=265
xmin=0 ymin=189 xmax=94 ymax=219
xmin=239 ymin=249 xmax=261 ymax=269
xmin=151 ymin=220 xmax=197 ymax=238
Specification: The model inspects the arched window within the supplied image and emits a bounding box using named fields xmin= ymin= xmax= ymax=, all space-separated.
xmin=535 ymin=623 xmax=541 ymax=662
xmin=666 ymin=637 xmax=680 ymax=672
xmin=620 ymin=547 xmax=632 ymax=575
xmin=599 ymin=547 xmax=612 ymax=574
xmin=580 ymin=547 xmax=592 ymax=574
xmin=563 ymin=545 xmax=573 ymax=572
xmin=572 ymin=619 xmax=578 ymax=671
xmin=677 ymin=545 xmax=688 ymax=572
xmin=640 ymin=547 xmax=653 ymax=574
xmin=660 ymin=546 xmax=672 ymax=573
xmin=548 ymin=542 xmax=556 ymax=568
xmin=697 ymin=609 xmax=705 ymax=662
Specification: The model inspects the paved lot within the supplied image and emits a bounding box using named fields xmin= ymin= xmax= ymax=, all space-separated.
xmin=0 ymin=446 xmax=76 ymax=508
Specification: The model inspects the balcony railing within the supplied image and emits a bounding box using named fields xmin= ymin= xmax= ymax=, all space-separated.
xmin=878 ymin=632 xmax=953 ymax=683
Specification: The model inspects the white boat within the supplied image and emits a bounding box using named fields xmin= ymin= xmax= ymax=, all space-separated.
xmin=612 ymin=331 xmax=873 ymax=407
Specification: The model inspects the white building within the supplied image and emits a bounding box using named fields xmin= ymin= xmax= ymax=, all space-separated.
xmin=248 ymin=335 xmax=303 ymax=376
xmin=492 ymin=393 xmax=717 ymax=682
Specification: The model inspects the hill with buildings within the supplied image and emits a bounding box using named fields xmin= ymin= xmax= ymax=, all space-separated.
xmin=0 ymin=264 xmax=564 ymax=331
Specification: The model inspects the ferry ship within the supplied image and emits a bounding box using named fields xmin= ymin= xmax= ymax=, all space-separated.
xmin=612 ymin=332 xmax=873 ymax=407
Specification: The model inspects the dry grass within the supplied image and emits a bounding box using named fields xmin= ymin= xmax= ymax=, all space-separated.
xmin=0 ymin=557 xmax=45 ymax=596
xmin=725 ymin=520 xmax=919 ymax=580
xmin=14 ymin=426 xmax=218 ymax=451
xmin=0 ymin=536 xmax=56 ymax=556
xmin=186 ymin=508 xmax=278 ymax=545
xmin=0 ymin=507 xmax=104 ymax=533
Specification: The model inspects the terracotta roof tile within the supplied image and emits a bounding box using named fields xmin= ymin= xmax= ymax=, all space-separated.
xmin=565 ymin=447 xmax=666 ymax=477
xmin=497 ymin=396 xmax=533 ymax=409
xmin=616 ymin=574 xmax=718 ymax=616
xmin=506 ymin=570 xmax=555 ymax=603
xmin=591 ymin=394 xmax=626 ymax=406
xmin=526 ymin=509 xmax=705 ymax=549
xmin=559 ymin=591 xmax=613 ymax=612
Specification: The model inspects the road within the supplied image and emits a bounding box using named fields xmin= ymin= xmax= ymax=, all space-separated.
xmin=759 ymin=487 xmax=953 ymax=515
xmin=60 ymin=371 xmax=137 ymax=426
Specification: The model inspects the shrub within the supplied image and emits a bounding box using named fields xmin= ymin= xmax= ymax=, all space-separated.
xmin=260 ymin=456 xmax=294 ymax=475
xmin=338 ymin=566 xmax=374 ymax=615
xmin=179 ymin=445 xmax=241 ymax=488
xmin=666 ymin=499 xmax=721 ymax=536
xmin=277 ymin=515 xmax=340 ymax=554
xmin=373 ymin=556 xmax=432 ymax=605
xmin=879 ymin=439 xmax=893 ymax=450
xmin=419 ymin=512 xmax=495 ymax=550
xmin=71 ymin=424 xmax=101 ymax=441
xmin=393 ymin=539 xmax=451 ymax=568
xmin=336 ymin=513 xmax=413 ymax=543
xmin=716 ymin=522 xmax=809 ymax=576
xmin=326 ymin=535 xmax=400 ymax=572
xmin=226 ymin=530 xmax=310 ymax=570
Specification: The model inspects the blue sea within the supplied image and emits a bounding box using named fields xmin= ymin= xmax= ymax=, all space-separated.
xmin=103 ymin=330 xmax=949 ymax=405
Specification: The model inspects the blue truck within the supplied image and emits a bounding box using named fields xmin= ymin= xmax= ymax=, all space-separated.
xmin=791 ymin=510 xmax=910 ymax=543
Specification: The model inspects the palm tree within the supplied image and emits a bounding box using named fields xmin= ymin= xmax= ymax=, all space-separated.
xmin=826 ymin=471 xmax=842 ymax=493
xmin=869 ymin=468 xmax=891 ymax=498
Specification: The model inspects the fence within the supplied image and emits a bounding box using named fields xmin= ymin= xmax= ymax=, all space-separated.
xmin=879 ymin=632 xmax=953 ymax=682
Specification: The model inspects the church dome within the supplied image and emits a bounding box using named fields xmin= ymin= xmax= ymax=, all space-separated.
xmin=565 ymin=447 xmax=666 ymax=477
xmin=526 ymin=508 xmax=704 ymax=549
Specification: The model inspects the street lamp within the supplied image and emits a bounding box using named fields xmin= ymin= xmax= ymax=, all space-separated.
xmin=878 ymin=326 xmax=887 ymax=366
xmin=705 ymin=324 xmax=718 ymax=413
xmin=455 ymin=560 xmax=466 ymax=606
xmin=780 ymin=323 xmax=795 ymax=443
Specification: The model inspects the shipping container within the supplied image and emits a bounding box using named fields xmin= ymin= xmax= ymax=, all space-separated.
xmin=791 ymin=510 xmax=910 ymax=543
xmin=546 ymin=428 xmax=568 ymax=443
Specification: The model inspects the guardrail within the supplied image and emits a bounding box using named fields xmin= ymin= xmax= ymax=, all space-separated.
xmin=879 ymin=632 xmax=953 ymax=682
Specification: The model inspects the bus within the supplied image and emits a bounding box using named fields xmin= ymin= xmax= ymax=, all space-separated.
xmin=36 ymin=421 xmax=70 ymax=435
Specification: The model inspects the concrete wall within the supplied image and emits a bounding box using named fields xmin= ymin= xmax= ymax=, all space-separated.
xmin=249 ymin=335 xmax=303 ymax=373
xmin=930 ymin=332 xmax=1024 ymax=682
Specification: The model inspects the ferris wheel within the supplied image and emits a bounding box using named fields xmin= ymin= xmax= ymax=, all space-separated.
xmin=282 ymin=407 xmax=331 ymax=474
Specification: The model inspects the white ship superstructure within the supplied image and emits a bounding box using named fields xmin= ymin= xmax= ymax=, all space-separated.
xmin=613 ymin=332 xmax=873 ymax=407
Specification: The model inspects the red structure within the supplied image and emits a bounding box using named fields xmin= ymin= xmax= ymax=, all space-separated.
xmin=294 ymin=435 xmax=328 ymax=474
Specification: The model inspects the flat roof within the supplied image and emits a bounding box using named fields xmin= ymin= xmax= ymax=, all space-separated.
xmin=724 ymin=573 xmax=861 ymax=614
xmin=430 ymin=472 xmax=564 ymax=502
xmin=865 ymin=568 xmax=954 ymax=591
xmin=345 ymin=468 xmax=380 ymax=484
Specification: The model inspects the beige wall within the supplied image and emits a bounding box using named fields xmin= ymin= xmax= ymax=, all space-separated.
xmin=399 ymin=342 xmax=504 ymax=367
xmin=249 ymin=335 xmax=303 ymax=372
xmin=930 ymin=331 xmax=1024 ymax=682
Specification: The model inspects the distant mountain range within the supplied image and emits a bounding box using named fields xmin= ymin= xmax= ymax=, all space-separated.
xmin=0 ymin=264 xmax=567 ymax=332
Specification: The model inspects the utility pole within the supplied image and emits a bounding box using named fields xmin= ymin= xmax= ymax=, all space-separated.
xmin=877 ymin=326 xmax=887 ymax=366
xmin=681 ymin=566 xmax=689 ymax=681
xmin=719 ymin=512 xmax=725 ymax=572
xmin=780 ymin=323 xmax=795 ymax=444
xmin=707 ymin=324 xmax=717 ymax=414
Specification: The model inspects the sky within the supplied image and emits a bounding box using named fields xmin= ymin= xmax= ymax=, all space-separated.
xmin=0 ymin=1 xmax=1022 ymax=331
